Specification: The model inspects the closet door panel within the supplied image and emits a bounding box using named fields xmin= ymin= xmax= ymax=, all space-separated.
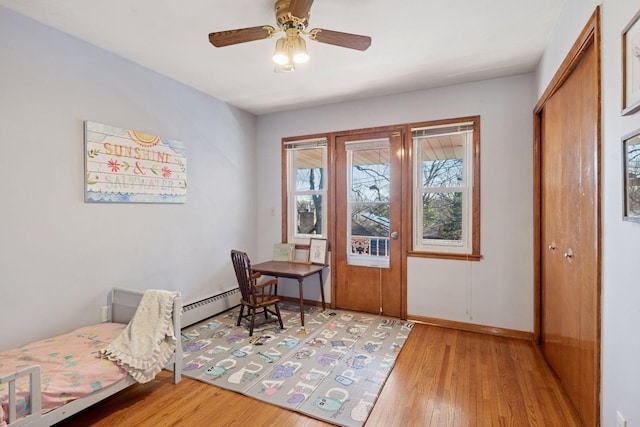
xmin=540 ymin=43 xmax=599 ymax=427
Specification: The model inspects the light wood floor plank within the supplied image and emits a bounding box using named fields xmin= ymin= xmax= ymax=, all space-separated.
xmin=57 ymin=324 xmax=582 ymax=426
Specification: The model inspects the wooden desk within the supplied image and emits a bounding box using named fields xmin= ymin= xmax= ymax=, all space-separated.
xmin=251 ymin=261 xmax=326 ymax=326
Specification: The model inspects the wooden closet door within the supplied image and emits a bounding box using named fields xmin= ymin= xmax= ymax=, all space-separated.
xmin=540 ymin=42 xmax=599 ymax=427
xmin=541 ymin=94 xmax=572 ymax=377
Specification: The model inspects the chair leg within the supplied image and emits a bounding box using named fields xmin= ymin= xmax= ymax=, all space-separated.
xmin=274 ymin=303 xmax=283 ymax=329
xmin=249 ymin=308 xmax=256 ymax=336
xmin=237 ymin=304 xmax=245 ymax=327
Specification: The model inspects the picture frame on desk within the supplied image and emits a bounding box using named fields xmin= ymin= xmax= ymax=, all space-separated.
xmin=293 ymin=248 xmax=311 ymax=264
xmin=273 ymin=243 xmax=295 ymax=261
xmin=309 ymin=238 xmax=328 ymax=265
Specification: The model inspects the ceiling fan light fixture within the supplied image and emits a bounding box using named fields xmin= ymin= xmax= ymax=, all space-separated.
xmin=292 ymin=36 xmax=309 ymax=64
xmin=209 ymin=0 xmax=372 ymax=72
xmin=272 ymin=37 xmax=290 ymax=65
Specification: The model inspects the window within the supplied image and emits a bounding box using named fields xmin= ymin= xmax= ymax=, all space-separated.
xmin=284 ymin=137 xmax=328 ymax=244
xmin=346 ymin=138 xmax=391 ymax=268
xmin=411 ymin=118 xmax=480 ymax=259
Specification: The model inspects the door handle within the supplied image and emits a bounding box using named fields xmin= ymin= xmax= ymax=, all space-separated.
xmin=548 ymin=243 xmax=556 ymax=251
xmin=564 ymin=248 xmax=574 ymax=262
xmin=390 ymin=231 xmax=399 ymax=240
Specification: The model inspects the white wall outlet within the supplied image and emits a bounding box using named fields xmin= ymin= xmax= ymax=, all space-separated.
xmin=101 ymin=306 xmax=109 ymax=322
xmin=616 ymin=410 xmax=627 ymax=427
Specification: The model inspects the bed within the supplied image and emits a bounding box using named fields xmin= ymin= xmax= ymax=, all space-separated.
xmin=0 ymin=287 xmax=183 ymax=427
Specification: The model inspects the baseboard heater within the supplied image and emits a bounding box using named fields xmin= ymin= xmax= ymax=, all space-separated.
xmin=182 ymin=287 xmax=241 ymax=327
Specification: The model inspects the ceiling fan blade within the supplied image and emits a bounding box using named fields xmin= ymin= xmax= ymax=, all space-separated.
xmin=209 ymin=25 xmax=275 ymax=47
xmin=289 ymin=0 xmax=314 ymax=19
xmin=308 ymin=29 xmax=372 ymax=51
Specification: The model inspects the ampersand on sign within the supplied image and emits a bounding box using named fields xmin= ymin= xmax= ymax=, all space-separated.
xmin=134 ymin=161 xmax=145 ymax=175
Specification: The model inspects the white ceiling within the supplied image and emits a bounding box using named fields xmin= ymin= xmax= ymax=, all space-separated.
xmin=0 ymin=0 xmax=566 ymax=115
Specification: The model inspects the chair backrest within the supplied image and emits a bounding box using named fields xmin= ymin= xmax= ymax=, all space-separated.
xmin=230 ymin=250 xmax=254 ymax=303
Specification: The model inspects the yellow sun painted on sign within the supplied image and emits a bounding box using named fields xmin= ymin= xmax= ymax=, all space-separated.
xmin=128 ymin=130 xmax=160 ymax=147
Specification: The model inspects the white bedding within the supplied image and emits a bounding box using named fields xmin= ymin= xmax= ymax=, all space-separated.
xmin=99 ymin=289 xmax=179 ymax=383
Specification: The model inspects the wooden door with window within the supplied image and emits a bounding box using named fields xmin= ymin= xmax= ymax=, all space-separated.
xmin=536 ymin=12 xmax=600 ymax=427
xmin=333 ymin=129 xmax=403 ymax=316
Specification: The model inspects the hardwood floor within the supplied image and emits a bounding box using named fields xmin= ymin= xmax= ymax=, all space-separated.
xmin=58 ymin=324 xmax=582 ymax=427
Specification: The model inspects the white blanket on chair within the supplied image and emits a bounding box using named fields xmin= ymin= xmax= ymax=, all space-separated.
xmin=99 ymin=289 xmax=179 ymax=384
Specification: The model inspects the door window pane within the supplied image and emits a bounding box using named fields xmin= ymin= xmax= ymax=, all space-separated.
xmin=351 ymin=148 xmax=391 ymax=202
xmin=346 ymin=139 xmax=390 ymax=267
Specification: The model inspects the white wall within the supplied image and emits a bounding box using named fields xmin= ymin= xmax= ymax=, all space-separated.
xmin=536 ymin=0 xmax=640 ymax=425
xmin=257 ymin=73 xmax=536 ymax=332
xmin=0 ymin=7 xmax=257 ymax=350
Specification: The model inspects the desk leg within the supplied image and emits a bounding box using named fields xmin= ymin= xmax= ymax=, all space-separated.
xmin=298 ymin=278 xmax=305 ymax=326
xmin=318 ymin=270 xmax=326 ymax=310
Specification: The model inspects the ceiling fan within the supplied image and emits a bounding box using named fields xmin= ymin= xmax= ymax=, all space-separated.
xmin=208 ymin=0 xmax=372 ymax=71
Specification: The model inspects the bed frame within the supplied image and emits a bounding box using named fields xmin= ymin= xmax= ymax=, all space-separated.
xmin=0 ymin=287 xmax=183 ymax=427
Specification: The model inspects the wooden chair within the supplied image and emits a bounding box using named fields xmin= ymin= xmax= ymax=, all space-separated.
xmin=230 ymin=250 xmax=284 ymax=336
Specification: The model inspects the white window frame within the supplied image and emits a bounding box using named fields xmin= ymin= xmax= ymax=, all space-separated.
xmin=412 ymin=122 xmax=475 ymax=255
xmin=285 ymin=138 xmax=328 ymax=245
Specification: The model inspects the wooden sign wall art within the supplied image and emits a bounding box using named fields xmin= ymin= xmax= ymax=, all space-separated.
xmin=84 ymin=121 xmax=187 ymax=203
